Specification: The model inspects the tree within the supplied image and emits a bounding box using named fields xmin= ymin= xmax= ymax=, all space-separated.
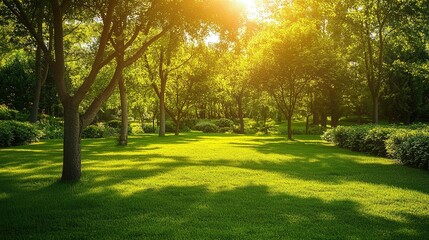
xmin=3 ymin=0 xmax=199 ymax=181
xmin=251 ymin=20 xmax=319 ymax=139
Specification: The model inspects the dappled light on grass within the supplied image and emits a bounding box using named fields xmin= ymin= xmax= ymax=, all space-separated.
xmin=1 ymin=133 xmax=428 ymax=239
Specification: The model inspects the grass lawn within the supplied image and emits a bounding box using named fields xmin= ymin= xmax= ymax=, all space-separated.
xmin=0 ymin=133 xmax=428 ymax=239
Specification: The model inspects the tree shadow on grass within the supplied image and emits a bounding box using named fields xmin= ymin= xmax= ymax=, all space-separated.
xmin=0 ymin=184 xmax=428 ymax=239
xmin=226 ymin=137 xmax=429 ymax=195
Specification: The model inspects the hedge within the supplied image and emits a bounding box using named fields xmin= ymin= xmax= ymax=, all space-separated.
xmin=0 ymin=120 xmax=41 ymax=147
xmin=322 ymin=125 xmax=429 ymax=170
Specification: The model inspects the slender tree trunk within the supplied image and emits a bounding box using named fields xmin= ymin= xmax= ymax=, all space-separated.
xmin=61 ymin=103 xmax=82 ymax=181
xmin=320 ymin=113 xmax=327 ymax=128
xmin=159 ymin=90 xmax=166 ymax=137
xmin=152 ymin=114 xmax=156 ymax=133
xmin=331 ymin=114 xmax=339 ymax=128
xmin=30 ymin=46 xmax=43 ymax=123
xmin=118 ymin=77 xmax=128 ymax=146
xmin=305 ymin=115 xmax=310 ymax=134
xmin=312 ymin=111 xmax=319 ymax=125
xmin=372 ymin=95 xmax=379 ymax=124
xmin=287 ymin=115 xmax=292 ymax=140
xmin=237 ymin=96 xmax=244 ymax=134
xmin=175 ymin=121 xmax=180 ymax=136
xmin=263 ymin=113 xmax=268 ymax=134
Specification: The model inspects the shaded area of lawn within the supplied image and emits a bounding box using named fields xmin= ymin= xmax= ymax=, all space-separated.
xmin=0 ymin=133 xmax=428 ymax=239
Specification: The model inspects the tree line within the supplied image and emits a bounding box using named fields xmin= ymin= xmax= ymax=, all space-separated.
xmin=0 ymin=0 xmax=428 ymax=181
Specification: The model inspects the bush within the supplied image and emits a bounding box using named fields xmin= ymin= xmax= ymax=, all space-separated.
xmin=215 ymin=118 xmax=234 ymax=128
xmin=106 ymin=120 xmax=132 ymax=134
xmin=106 ymin=120 xmax=121 ymax=129
xmin=0 ymin=122 xmax=13 ymax=147
xmin=0 ymin=120 xmax=41 ymax=147
xmin=321 ymin=129 xmax=334 ymax=142
xmin=142 ymin=124 xmax=156 ymax=133
xmin=39 ymin=117 xmax=64 ymax=139
xmin=103 ymin=127 xmax=119 ymax=138
xmin=0 ymin=105 xmax=18 ymax=120
xmin=363 ymin=127 xmax=396 ymax=156
xmin=218 ymin=127 xmax=232 ymax=133
xmin=324 ymin=124 xmax=429 ymax=170
xmin=195 ymin=121 xmax=219 ymax=133
xmin=165 ymin=121 xmax=176 ymax=133
xmin=329 ymin=125 xmax=371 ymax=151
xmin=395 ymin=133 xmax=429 ymax=170
xmin=182 ymin=119 xmax=199 ymax=129
xmin=82 ymin=125 xmax=105 ymax=138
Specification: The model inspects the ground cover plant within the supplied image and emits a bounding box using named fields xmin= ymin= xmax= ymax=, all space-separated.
xmin=1 ymin=133 xmax=428 ymax=239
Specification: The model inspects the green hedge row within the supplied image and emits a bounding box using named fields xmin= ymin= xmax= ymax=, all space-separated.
xmin=193 ymin=119 xmax=235 ymax=133
xmin=0 ymin=120 xmax=41 ymax=147
xmin=322 ymin=125 xmax=429 ymax=170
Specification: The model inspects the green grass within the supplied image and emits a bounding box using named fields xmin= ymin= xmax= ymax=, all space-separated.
xmin=1 ymin=133 xmax=428 ymax=239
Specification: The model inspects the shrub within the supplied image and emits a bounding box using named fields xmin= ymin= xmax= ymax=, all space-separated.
xmin=103 ymin=127 xmax=119 ymax=138
xmin=142 ymin=124 xmax=156 ymax=133
xmin=0 ymin=120 xmax=41 ymax=147
xmin=0 ymin=105 xmax=18 ymax=120
xmin=324 ymin=124 xmax=429 ymax=170
xmin=107 ymin=120 xmax=132 ymax=134
xmin=218 ymin=127 xmax=232 ymax=133
xmin=363 ymin=127 xmax=395 ymax=156
xmin=107 ymin=120 xmax=121 ymax=129
xmin=165 ymin=121 xmax=176 ymax=133
xmin=396 ymin=133 xmax=429 ymax=170
xmin=39 ymin=117 xmax=64 ymax=139
xmin=215 ymin=118 xmax=234 ymax=128
xmin=182 ymin=119 xmax=199 ymax=129
xmin=195 ymin=121 xmax=219 ymax=133
xmin=82 ymin=125 xmax=105 ymax=138
xmin=180 ymin=125 xmax=191 ymax=132
xmin=0 ymin=122 xmax=13 ymax=147
xmin=321 ymin=129 xmax=334 ymax=142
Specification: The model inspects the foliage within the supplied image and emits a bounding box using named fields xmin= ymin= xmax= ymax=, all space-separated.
xmin=324 ymin=124 xmax=429 ymax=170
xmin=0 ymin=120 xmax=41 ymax=147
xmin=142 ymin=124 xmax=156 ymax=133
xmin=194 ymin=121 xmax=219 ymax=133
xmin=82 ymin=125 xmax=105 ymax=139
xmin=165 ymin=121 xmax=176 ymax=133
xmin=38 ymin=116 xmax=64 ymax=139
xmin=106 ymin=120 xmax=133 ymax=135
xmin=0 ymin=104 xmax=18 ymax=120
xmin=0 ymin=56 xmax=34 ymax=112
xmin=107 ymin=120 xmax=122 ymax=129
xmin=0 ymin=121 xmax=13 ymax=147
xmin=215 ymin=118 xmax=234 ymax=128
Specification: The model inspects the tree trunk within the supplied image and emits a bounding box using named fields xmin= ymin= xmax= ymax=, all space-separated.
xmin=175 ymin=121 xmax=180 ymax=136
xmin=152 ymin=114 xmax=156 ymax=133
xmin=305 ymin=115 xmax=310 ymax=134
xmin=287 ymin=115 xmax=293 ymax=140
xmin=118 ymin=77 xmax=128 ymax=146
xmin=263 ymin=112 xmax=268 ymax=134
xmin=372 ymin=95 xmax=379 ymax=124
xmin=159 ymin=91 xmax=166 ymax=137
xmin=331 ymin=114 xmax=339 ymax=128
xmin=320 ymin=113 xmax=327 ymax=128
xmin=312 ymin=111 xmax=319 ymax=125
xmin=61 ymin=103 xmax=82 ymax=182
xmin=237 ymin=96 xmax=244 ymax=134
xmin=30 ymin=45 xmax=43 ymax=123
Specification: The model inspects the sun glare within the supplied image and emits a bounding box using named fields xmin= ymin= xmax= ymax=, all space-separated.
xmin=236 ymin=0 xmax=260 ymax=20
